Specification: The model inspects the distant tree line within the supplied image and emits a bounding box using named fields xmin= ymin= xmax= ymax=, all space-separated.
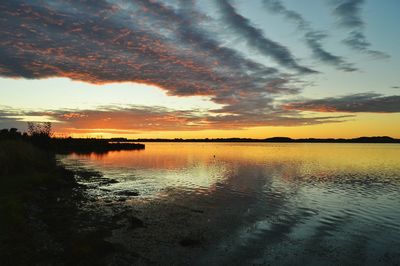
xmin=0 ymin=128 xmax=27 ymax=139
xmin=0 ymin=122 xmax=53 ymax=140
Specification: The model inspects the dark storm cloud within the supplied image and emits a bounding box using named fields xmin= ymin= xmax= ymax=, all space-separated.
xmin=328 ymin=0 xmax=388 ymax=58
xmin=262 ymin=0 xmax=357 ymax=72
xmin=215 ymin=0 xmax=317 ymax=74
xmin=284 ymin=93 xmax=400 ymax=113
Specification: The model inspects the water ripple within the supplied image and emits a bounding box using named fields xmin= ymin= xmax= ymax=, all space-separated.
xmin=59 ymin=143 xmax=400 ymax=264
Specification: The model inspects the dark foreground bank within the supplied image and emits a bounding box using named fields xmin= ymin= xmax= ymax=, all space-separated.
xmin=0 ymin=127 xmax=145 ymax=155
xmin=50 ymin=138 xmax=145 ymax=154
xmin=0 ymin=139 xmax=147 ymax=265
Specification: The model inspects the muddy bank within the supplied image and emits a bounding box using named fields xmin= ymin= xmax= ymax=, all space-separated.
xmin=0 ymin=167 xmax=146 ymax=265
xmin=1 ymin=164 xmax=217 ymax=265
xmin=1 ymin=162 xmax=257 ymax=265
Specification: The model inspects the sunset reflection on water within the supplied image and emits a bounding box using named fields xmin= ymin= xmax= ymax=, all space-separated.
xmin=61 ymin=143 xmax=400 ymax=265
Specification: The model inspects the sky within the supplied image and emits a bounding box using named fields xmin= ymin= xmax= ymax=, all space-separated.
xmin=1 ymin=0 xmax=399 ymax=138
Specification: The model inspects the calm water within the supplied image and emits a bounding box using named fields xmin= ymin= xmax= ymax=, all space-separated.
xmin=60 ymin=143 xmax=400 ymax=265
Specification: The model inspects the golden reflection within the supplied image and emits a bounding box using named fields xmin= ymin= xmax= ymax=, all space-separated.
xmin=70 ymin=143 xmax=400 ymax=167
xmin=68 ymin=143 xmax=400 ymax=193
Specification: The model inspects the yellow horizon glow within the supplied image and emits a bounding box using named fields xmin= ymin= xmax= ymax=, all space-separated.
xmin=56 ymin=113 xmax=400 ymax=139
xmin=2 ymin=78 xmax=400 ymax=139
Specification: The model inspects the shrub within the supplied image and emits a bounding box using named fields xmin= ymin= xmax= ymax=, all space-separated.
xmin=0 ymin=140 xmax=54 ymax=177
xmin=27 ymin=122 xmax=53 ymax=138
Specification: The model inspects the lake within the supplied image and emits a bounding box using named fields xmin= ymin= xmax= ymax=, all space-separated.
xmin=60 ymin=143 xmax=400 ymax=265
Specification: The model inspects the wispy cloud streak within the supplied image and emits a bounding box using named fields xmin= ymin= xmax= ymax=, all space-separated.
xmin=328 ymin=0 xmax=389 ymax=58
xmin=304 ymin=32 xmax=357 ymax=72
xmin=262 ymin=0 xmax=309 ymax=30
xmin=285 ymin=93 xmax=400 ymax=113
xmin=215 ymin=0 xmax=317 ymax=74
xmin=0 ymin=105 xmax=353 ymax=134
xmin=262 ymin=0 xmax=357 ymax=72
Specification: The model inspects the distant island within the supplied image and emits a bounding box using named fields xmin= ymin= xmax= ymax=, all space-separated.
xmin=111 ymin=136 xmax=400 ymax=143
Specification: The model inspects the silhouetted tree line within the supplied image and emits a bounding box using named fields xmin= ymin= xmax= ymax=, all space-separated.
xmin=0 ymin=128 xmax=27 ymax=139
xmin=0 ymin=122 xmax=144 ymax=154
xmin=0 ymin=122 xmax=54 ymax=150
xmin=1 ymin=123 xmax=52 ymax=139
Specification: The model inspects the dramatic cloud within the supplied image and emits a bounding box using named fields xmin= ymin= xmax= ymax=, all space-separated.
xmin=0 ymin=0 xmax=391 ymax=134
xmin=262 ymin=0 xmax=357 ymax=72
xmin=215 ymin=0 xmax=317 ymax=74
xmin=0 ymin=104 xmax=352 ymax=135
xmin=0 ymin=0 xmax=310 ymax=124
xmin=285 ymin=93 xmax=400 ymax=113
xmin=328 ymin=0 xmax=388 ymax=58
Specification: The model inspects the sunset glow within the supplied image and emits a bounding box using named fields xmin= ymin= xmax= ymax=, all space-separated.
xmin=1 ymin=0 xmax=399 ymax=138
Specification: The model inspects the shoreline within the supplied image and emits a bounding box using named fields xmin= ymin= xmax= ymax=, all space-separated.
xmin=0 ymin=139 xmax=147 ymax=265
xmin=0 ymin=157 xmax=148 ymax=265
xmin=2 ymin=139 xmax=400 ymax=265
